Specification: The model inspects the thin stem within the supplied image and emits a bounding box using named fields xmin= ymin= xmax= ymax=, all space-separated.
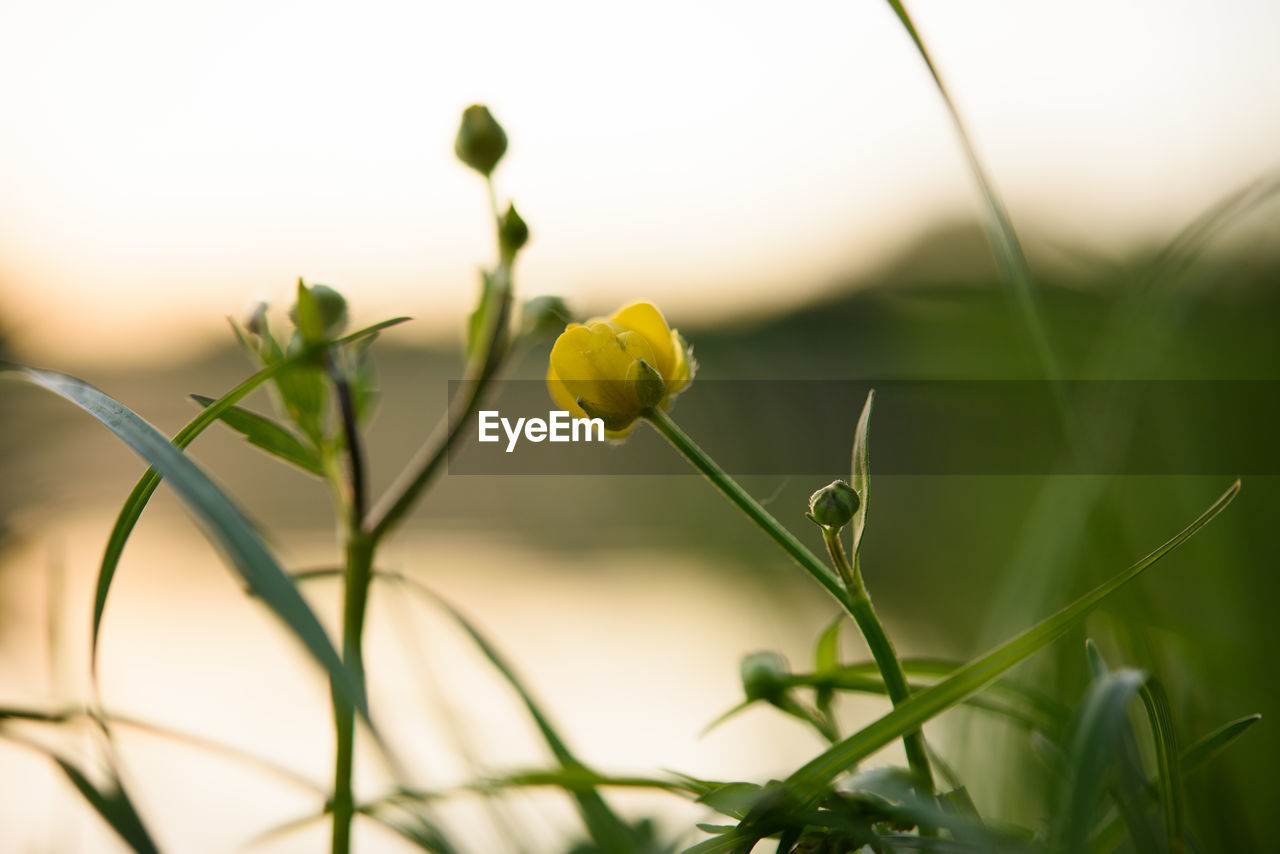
xmin=822 ymin=527 xmax=936 ymax=803
xmin=642 ymin=408 xmax=847 ymax=605
xmin=327 ymin=351 xmax=367 ymax=525
xmin=330 ymin=531 xmax=374 ymax=854
xmin=645 ymin=407 xmax=937 ymax=809
xmin=363 ymin=177 xmax=512 ymax=543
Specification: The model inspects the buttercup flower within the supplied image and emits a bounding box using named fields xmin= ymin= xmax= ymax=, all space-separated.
xmin=547 ymin=301 xmax=695 ymax=436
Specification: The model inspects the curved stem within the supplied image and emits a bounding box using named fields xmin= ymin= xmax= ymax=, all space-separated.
xmin=642 ymin=408 xmax=846 ymax=605
xmin=644 ymin=408 xmax=935 ymax=803
xmin=363 ymin=178 xmax=513 ymax=543
xmin=330 ymin=531 xmax=374 ymax=854
xmin=822 ymin=527 xmax=935 ymax=803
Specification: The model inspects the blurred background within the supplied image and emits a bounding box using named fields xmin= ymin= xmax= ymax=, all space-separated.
xmin=1 ymin=0 xmax=1278 ymax=851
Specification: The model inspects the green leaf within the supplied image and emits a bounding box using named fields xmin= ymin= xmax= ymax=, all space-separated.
xmin=848 ymin=389 xmax=874 ymax=562
xmin=1138 ymin=677 xmax=1184 ymax=849
xmin=292 ymin=278 xmax=326 ymax=344
xmin=814 ymin=616 xmax=843 ymax=721
xmin=54 ymin=757 xmax=161 ymax=854
xmin=782 ymin=481 xmax=1238 ymax=790
xmin=189 ymin=395 xmax=324 ymax=476
xmin=358 ymin=802 xmax=460 ymax=854
xmin=276 ymin=338 xmax=329 ymax=442
xmin=466 ymin=269 xmax=499 ymax=360
xmin=696 ymin=782 xmax=765 ymax=820
xmin=883 ymin=0 xmax=1062 ymax=388
xmin=1091 ymin=712 xmax=1262 ymax=853
xmin=380 ymin=575 xmax=639 ymax=854
xmin=87 ymin=317 xmax=407 ymax=673
xmin=1057 ymin=669 xmax=1148 ymax=854
xmin=814 ymin=616 xmax=842 ymax=674
xmin=1 ymin=364 xmax=368 ymax=722
xmin=1181 ymin=713 xmax=1261 ymax=771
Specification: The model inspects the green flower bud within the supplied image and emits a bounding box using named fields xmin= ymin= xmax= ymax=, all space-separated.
xmin=521 ymin=295 xmax=573 ymax=336
xmin=454 ymin=104 xmax=507 ymax=176
xmin=499 ymin=202 xmax=530 ymax=256
xmin=807 ymin=479 xmax=860 ymax=529
xmin=740 ymin=651 xmax=791 ymax=703
xmin=289 ymin=281 xmax=349 ymax=344
xmin=627 ymin=358 xmax=666 ymax=409
xmin=244 ymin=301 xmax=269 ymax=337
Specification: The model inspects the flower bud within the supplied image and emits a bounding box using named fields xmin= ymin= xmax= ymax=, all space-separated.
xmin=290 ymin=282 xmax=349 ymax=344
xmin=740 ymin=651 xmax=791 ymax=703
xmin=807 ymin=480 xmax=860 ymax=529
xmin=521 ymin=295 xmax=572 ymax=336
xmin=499 ymin=203 xmax=529 ymax=256
xmin=454 ymin=104 xmax=507 ymax=176
xmin=627 ymin=359 xmax=666 ymax=409
xmin=244 ymin=301 xmax=269 ymax=337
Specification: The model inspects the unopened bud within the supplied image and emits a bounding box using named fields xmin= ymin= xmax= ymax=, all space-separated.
xmin=290 ymin=282 xmax=349 ymax=344
xmin=499 ymin=203 xmax=530 ymax=256
xmin=244 ymin=301 xmax=269 ymax=336
xmin=521 ymin=295 xmax=572 ymax=336
xmin=627 ymin=359 xmax=666 ymax=409
xmin=807 ymin=480 xmax=860 ymax=529
xmin=740 ymin=651 xmax=791 ymax=703
xmin=454 ymin=104 xmax=507 ymax=176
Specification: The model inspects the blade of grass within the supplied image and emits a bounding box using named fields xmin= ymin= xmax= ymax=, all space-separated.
xmin=0 ymin=729 xmax=160 ymax=854
xmin=0 ymin=705 xmax=322 ymax=794
xmin=1181 ymin=714 xmax=1261 ymax=770
xmin=1057 ymin=669 xmax=1149 ymax=854
xmin=1 ymin=364 xmax=368 ymax=722
xmin=87 ymin=317 xmax=408 ymax=673
xmin=1091 ymin=713 xmax=1261 ymax=853
xmin=394 ymin=578 xmax=640 ymax=854
xmin=1138 ymin=678 xmax=1184 ymax=850
xmin=54 ymin=757 xmax=162 ymax=854
xmin=882 ymin=0 xmax=1061 ymax=387
xmin=293 ymin=568 xmax=641 ymax=853
xmin=783 ymin=481 xmax=1237 ymax=789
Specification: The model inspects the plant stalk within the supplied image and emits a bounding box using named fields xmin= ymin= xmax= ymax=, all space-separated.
xmin=363 ymin=176 xmax=512 ymax=544
xmin=642 ymin=408 xmax=846 ymax=604
xmin=644 ymin=408 xmax=935 ymax=803
xmin=330 ymin=530 xmax=374 ymax=854
xmin=822 ymin=527 xmax=935 ymax=803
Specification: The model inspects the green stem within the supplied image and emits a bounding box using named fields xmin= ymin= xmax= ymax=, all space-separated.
xmin=644 ymin=408 xmax=935 ymax=804
xmin=363 ymin=177 xmax=512 ymax=544
xmin=330 ymin=531 xmax=374 ymax=854
xmin=822 ymin=527 xmax=936 ymax=805
xmin=642 ymin=408 xmax=846 ymax=605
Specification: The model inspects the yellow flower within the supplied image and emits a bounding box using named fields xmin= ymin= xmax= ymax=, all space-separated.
xmin=547 ymin=301 xmax=694 ymax=436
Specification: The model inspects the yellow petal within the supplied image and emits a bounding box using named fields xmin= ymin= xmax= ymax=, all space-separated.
xmin=546 ymin=363 xmax=587 ymax=418
xmin=665 ymin=329 xmax=693 ymax=395
xmin=549 ymin=322 xmax=636 ymax=415
xmin=611 ymin=302 xmax=676 ymax=381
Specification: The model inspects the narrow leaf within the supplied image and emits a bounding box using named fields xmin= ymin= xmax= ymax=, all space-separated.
xmin=87 ymin=317 xmax=407 ymax=672
xmin=1 ymin=364 xmax=368 ymax=721
xmin=1181 ymin=713 xmax=1261 ymax=771
xmin=384 ymin=575 xmax=638 ymax=854
xmin=784 ymin=481 xmax=1238 ymax=789
xmin=1138 ymin=678 xmax=1184 ymax=848
xmin=190 ymin=394 xmax=324 ymax=476
xmin=883 ymin=0 xmax=1062 ymax=387
xmin=849 ymin=389 xmax=874 ymax=561
xmin=1057 ymin=669 xmax=1148 ymax=854
xmin=53 ymin=758 xmax=160 ymax=854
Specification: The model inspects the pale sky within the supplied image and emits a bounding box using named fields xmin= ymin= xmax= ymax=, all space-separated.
xmin=1 ymin=0 xmax=1277 ymax=364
